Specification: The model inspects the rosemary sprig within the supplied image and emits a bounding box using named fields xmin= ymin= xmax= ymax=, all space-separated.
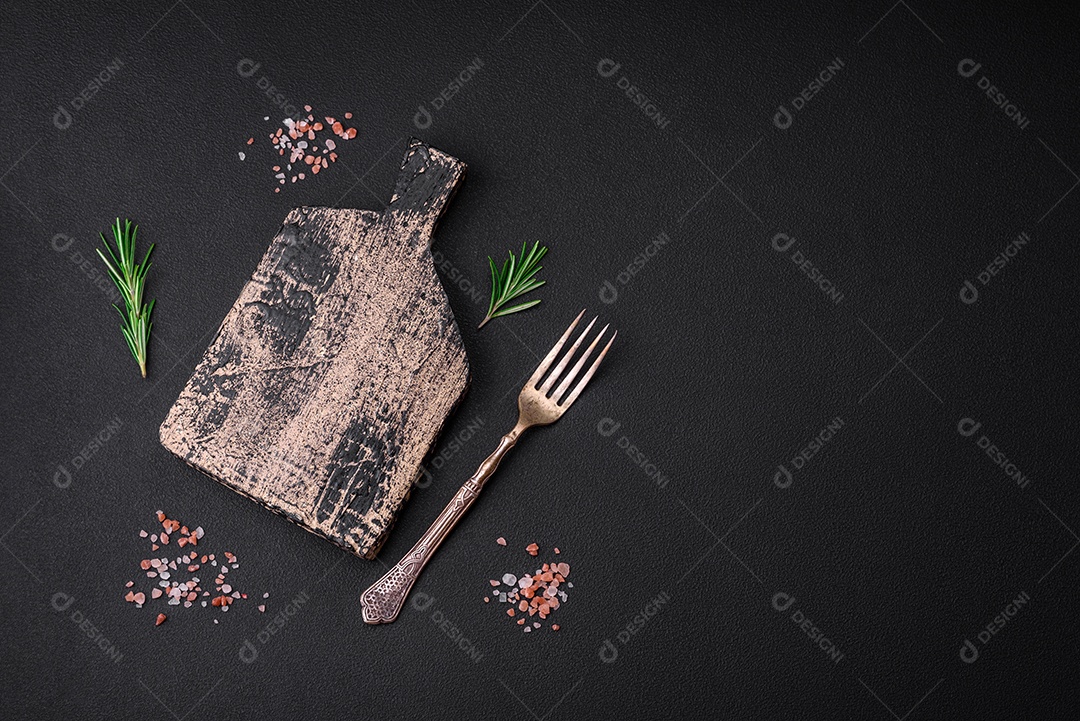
xmin=479 ymin=241 xmax=548 ymax=329
xmin=96 ymin=218 xmax=155 ymax=378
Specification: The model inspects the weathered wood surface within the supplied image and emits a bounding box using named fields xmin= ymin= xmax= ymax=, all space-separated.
xmin=160 ymin=139 xmax=470 ymax=559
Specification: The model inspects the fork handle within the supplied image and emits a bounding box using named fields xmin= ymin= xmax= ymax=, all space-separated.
xmin=361 ymin=428 xmax=523 ymax=624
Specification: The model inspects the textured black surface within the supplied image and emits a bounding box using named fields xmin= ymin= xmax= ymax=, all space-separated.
xmin=2 ymin=1 xmax=1079 ymax=718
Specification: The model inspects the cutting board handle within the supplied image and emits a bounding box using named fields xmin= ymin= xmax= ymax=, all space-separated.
xmin=388 ymin=138 xmax=466 ymax=247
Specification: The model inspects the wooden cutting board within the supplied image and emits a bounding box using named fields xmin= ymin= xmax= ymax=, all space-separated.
xmin=160 ymin=138 xmax=470 ymax=559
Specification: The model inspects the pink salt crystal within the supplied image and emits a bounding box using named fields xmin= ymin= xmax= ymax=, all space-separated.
xmin=496 ymin=537 xmax=507 ymax=546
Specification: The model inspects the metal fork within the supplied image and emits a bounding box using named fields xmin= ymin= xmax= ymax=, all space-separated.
xmin=361 ymin=310 xmax=615 ymax=624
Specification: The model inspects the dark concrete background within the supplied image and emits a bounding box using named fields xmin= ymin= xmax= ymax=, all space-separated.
xmin=2 ymin=1 xmax=1078 ymax=718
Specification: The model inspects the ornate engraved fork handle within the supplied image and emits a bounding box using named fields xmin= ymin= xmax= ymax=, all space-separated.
xmin=361 ymin=427 xmax=524 ymax=624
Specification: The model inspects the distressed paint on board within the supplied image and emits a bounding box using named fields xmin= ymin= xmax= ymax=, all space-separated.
xmin=160 ymin=139 xmax=470 ymax=559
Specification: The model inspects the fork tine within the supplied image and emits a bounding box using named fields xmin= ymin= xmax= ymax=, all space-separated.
xmin=559 ymin=330 xmax=616 ymax=408
xmin=552 ymin=323 xmax=607 ymax=402
xmin=527 ymin=309 xmax=585 ymax=387
xmin=539 ymin=316 xmax=597 ymax=395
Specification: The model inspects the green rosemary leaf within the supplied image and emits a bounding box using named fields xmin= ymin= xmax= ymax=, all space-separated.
xmin=499 ymin=257 xmax=512 ymax=297
xmin=505 ymin=260 xmax=544 ymax=297
xmin=511 ymin=278 xmax=546 ymax=297
xmin=98 ymin=218 xmax=156 ymax=378
xmin=479 ymin=241 xmax=549 ymax=329
xmin=508 ymin=244 xmax=546 ymax=295
xmin=486 ymin=257 xmax=499 ymax=318
xmin=505 ymin=253 xmax=516 ymax=294
xmin=491 ymin=298 xmax=542 ymax=319
xmin=517 ymin=240 xmax=535 ymax=273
